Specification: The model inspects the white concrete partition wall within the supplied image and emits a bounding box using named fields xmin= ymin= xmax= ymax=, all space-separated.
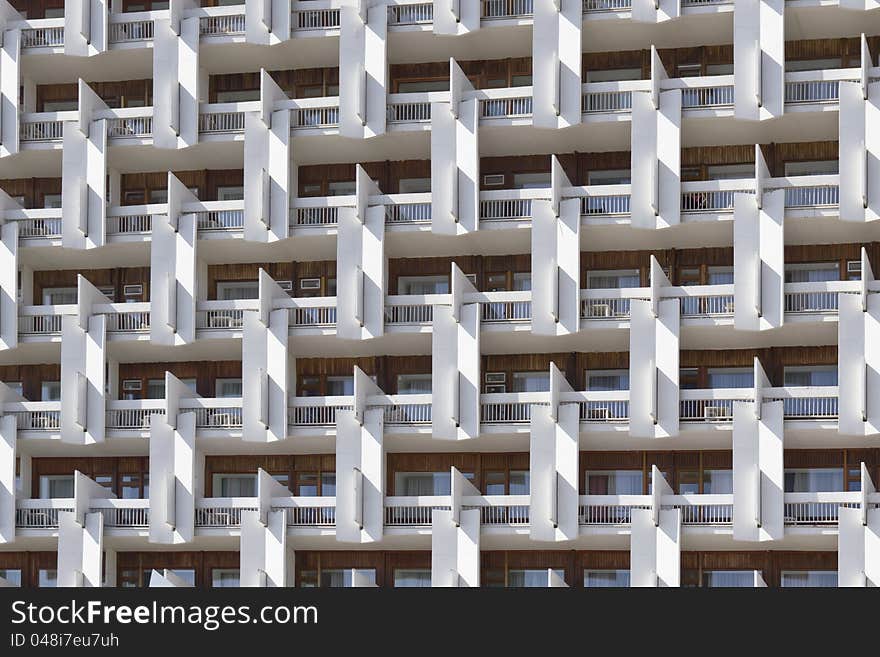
xmin=245 ymin=0 xmax=290 ymax=44
xmin=432 ymin=265 xmax=481 ymax=440
xmin=148 ymin=375 xmax=197 ymax=544
xmin=733 ymin=0 xmax=784 ymax=121
xmin=64 ymin=0 xmax=108 ymax=57
xmin=239 ymin=470 xmax=290 ymax=586
xmin=60 ymin=277 xmax=108 ymax=445
xmin=338 ymin=0 xmax=387 ymax=139
xmin=431 ymin=59 xmax=478 ymax=235
xmin=732 ymin=397 xmax=784 ymax=542
xmin=631 ymin=53 xmax=681 ymax=230
xmin=433 ymin=0 xmax=480 ymax=34
xmin=838 ymin=72 xmax=880 ymax=223
xmin=431 ymin=508 xmax=480 ymax=587
xmin=242 ymin=271 xmax=290 ymax=442
xmin=531 ymin=159 xmax=580 ymax=336
xmin=0 ymin=215 xmax=18 ymax=350
xmin=150 ymin=175 xmax=199 ymax=346
xmin=152 ymin=13 xmax=200 ymax=149
xmin=633 ymin=0 xmax=680 ymax=22
xmin=0 ymin=383 xmax=20 ymax=542
xmin=0 ymin=27 xmax=20 ymax=158
xmin=57 ymin=472 xmax=112 ymax=587
xmin=243 ymin=70 xmax=291 ymax=242
xmin=529 ymin=366 xmax=579 ymax=541
xmin=62 ymin=81 xmax=108 ymax=250
xmin=531 ymin=0 xmax=582 ymax=128
xmin=838 ymin=255 xmax=880 ymax=436
xmin=335 ymin=369 xmax=384 ymax=542
xmin=838 ymin=466 xmax=880 ymax=586
xmin=630 ymin=468 xmax=681 ymax=587
xmin=336 ymin=168 xmax=385 ymax=340
xmin=629 ymin=265 xmax=680 ymax=438
xmin=733 ymin=190 xmax=784 ymax=331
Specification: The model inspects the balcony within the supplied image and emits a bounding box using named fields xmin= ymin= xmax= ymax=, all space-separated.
xmin=272 ymin=497 xmax=337 ymax=527
xmin=195 ymin=498 xmax=256 ymax=528
xmin=784 ymin=69 xmax=859 ymax=106
xmin=384 ymin=295 xmax=436 ymax=326
xmin=381 ymin=394 xmax=433 ymax=425
xmin=764 ymin=386 xmax=839 ymax=420
xmin=387 ymin=94 xmax=434 ymax=125
xmin=291 ymin=2 xmax=341 ymax=32
xmin=198 ymin=6 xmax=246 ymax=38
xmin=188 ymin=398 xmax=244 ymax=430
xmin=290 ymin=98 xmax=340 ymax=130
xmin=19 ymin=112 xmax=71 ymax=144
xmin=478 ymin=88 xmax=534 ymax=120
xmin=578 ymin=494 xmax=733 ymax=526
xmin=199 ymin=104 xmax=249 ymax=136
xmin=5 ymin=402 xmax=61 ymax=432
xmin=680 ymin=389 xmax=754 ymax=422
xmin=196 ymin=301 xmax=250 ymax=330
xmin=15 ymin=499 xmax=74 ymax=529
xmin=388 ymin=2 xmax=434 ymax=26
xmin=13 ymin=210 xmax=64 ymax=239
xmin=783 ymin=492 xmax=860 ymax=526
xmin=289 ymin=396 xmax=353 ymax=427
xmin=383 ymin=494 xmax=529 ymax=527
xmin=481 ymin=0 xmax=535 ymax=19
xmin=106 ymin=304 xmax=151 ymax=333
xmin=107 ymin=108 xmax=153 ymax=140
xmin=105 ymin=400 xmax=166 ymax=431
xmin=20 ymin=19 xmax=64 ymax=49
xmin=89 ymin=499 xmax=150 ymax=528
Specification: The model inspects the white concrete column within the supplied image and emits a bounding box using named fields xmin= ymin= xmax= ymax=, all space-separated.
xmin=532 ymin=0 xmax=582 ymax=128
xmin=633 ymin=0 xmax=680 ymax=22
xmin=529 ymin=367 xmax=579 ymax=541
xmin=244 ymin=71 xmax=291 ymax=242
xmin=733 ymin=190 xmax=784 ymax=331
xmin=431 ymin=60 xmax=478 ymax=235
xmin=0 ymin=411 xmax=15 ymax=543
xmin=64 ymin=0 xmax=108 ymax=56
xmin=148 ymin=374 xmax=197 ymax=544
xmin=631 ymin=50 xmax=680 ymax=229
xmin=431 ymin=508 xmax=480 ymax=587
xmin=0 ymin=219 xmax=18 ymax=350
xmin=57 ymin=472 xmax=111 ymax=587
xmin=242 ymin=271 xmax=289 ymax=442
xmin=335 ymin=382 xmax=384 ymax=543
xmin=150 ymin=175 xmax=200 ymax=346
xmin=432 ymin=265 xmax=480 ymax=440
xmin=838 ymin=254 xmax=880 ymax=436
xmin=838 ymin=465 xmax=880 ymax=586
xmin=339 ymin=0 xmax=386 ymax=139
xmin=336 ymin=169 xmax=385 ymax=340
xmin=531 ymin=158 xmax=580 ymax=336
xmin=631 ymin=468 xmax=680 ymax=587
xmin=732 ymin=395 xmax=784 ymax=542
xmin=734 ymin=0 xmax=784 ymax=120
xmin=0 ymin=28 xmax=21 ymax=158
xmin=433 ymin=0 xmax=480 ymax=34
xmin=629 ymin=262 xmax=679 ymax=438
xmin=246 ymin=0 xmax=289 ymax=44
xmin=839 ymin=41 xmax=880 ymax=223
xmin=152 ymin=12 xmax=200 ymax=149
xmin=62 ymin=81 xmax=108 ymax=250
xmin=60 ymin=277 xmax=108 ymax=445
xmin=240 ymin=510 xmax=288 ymax=587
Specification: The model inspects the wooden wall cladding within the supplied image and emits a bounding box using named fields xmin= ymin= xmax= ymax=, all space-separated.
xmin=0 ymin=364 xmax=59 ymax=401
xmin=10 ymin=0 xmax=63 ymax=19
xmin=36 ymin=79 xmax=152 ymax=111
xmin=293 ymin=551 xmax=431 ymax=587
xmin=0 ymin=551 xmax=57 ymax=587
xmin=0 ymin=178 xmax=61 ymax=209
xmin=385 ymin=452 xmax=529 ymax=493
xmin=32 ymin=268 xmax=150 ymax=304
xmin=390 ymin=57 xmax=531 ymax=91
xmin=30 ymin=457 xmax=149 ymax=498
xmin=682 ymin=551 xmax=837 ymax=587
xmin=120 ymin=169 xmax=242 ymax=205
xmin=117 ymin=361 xmax=241 ymax=398
xmin=116 ymin=551 xmax=239 ymax=588
xmin=209 ymin=68 xmax=339 ymax=102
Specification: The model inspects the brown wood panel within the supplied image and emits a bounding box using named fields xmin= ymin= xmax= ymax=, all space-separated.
xmin=116 ymin=551 xmax=238 ymax=588
xmin=0 ymin=364 xmax=60 ymax=401
xmin=117 ymin=361 xmax=241 ymax=398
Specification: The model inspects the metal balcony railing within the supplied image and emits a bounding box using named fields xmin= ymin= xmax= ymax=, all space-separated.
xmin=582 ymin=89 xmax=633 ymax=113
xmin=106 ymin=308 xmax=151 ymax=332
xmin=579 ymin=496 xmax=651 ymax=525
xmin=290 ymin=305 xmax=337 ymax=327
xmin=195 ymin=499 xmax=256 ymax=527
xmin=272 ymin=497 xmax=337 ymax=526
xmin=481 ymin=300 xmax=531 ymax=322
xmin=292 ymin=7 xmax=341 ymax=31
xmin=666 ymin=495 xmax=734 ymax=525
xmin=384 ymin=301 xmax=434 ymax=325
xmin=583 ymin=0 xmax=632 ymax=11
xmin=292 ymin=206 xmax=339 ymax=226
xmin=679 ymin=390 xmax=753 ymax=422
xmin=21 ymin=25 xmax=64 ymax=48
xmin=18 ymin=308 xmax=64 ymax=335
xmin=15 ymin=500 xmax=74 ymax=528
xmin=195 ymin=208 xmax=245 ymax=231
xmin=199 ymin=11 xmax=246 ymax=36
xmin=107 ymin=115 xmax=153 ymax=139
xmin=289 ymin=397 xmax=353 ymax=427
xmin=20 ymin=118 xmax=65 ymax=142
xmin=107 ymin=214 xmax=152 ymax=235
xmin=105 ymin=401 xmax=165 ymax=430
xmin=90 ymin=499 xmax=150 ymax=528
xmin=291 ymin=104 xmax=340 ymax=129
xmin=388 ymin=2 xmax=434 ymax=25
xmin=9 ymin=405 xmax=61 ymax=431
xmin=482 ymin=0 xmax=534 ymax=18
xmin=480 ymin=96 xmax=533 ymax=119
xmin=17 ymin=215 xmax=63 ymax=238
xmin=580 ymin=297 xmax=632 ymax=318
xmin=467 ymin=496 xmax=531 ymax=526
xmin=384 ymin=496 xmax=451 ymax=526
xmin=387 ymin=102 xmax=432 ymax=123
xmin=109 ymin=18 xmax=155 ymax=43
xmin=581 ymin=194 xmax=631 ymax=217
xmin=480 ymin=198 xmax=532 ymax=221
xmin=783 ymin=492 xmax=859 ymax=526
xmin=579 ymin=398 xmax=630 ymax=422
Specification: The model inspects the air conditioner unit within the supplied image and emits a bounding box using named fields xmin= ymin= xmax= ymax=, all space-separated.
xmin=277 ymin=280 xmax=294 ymax=292
xmin=300 ymin=278 xmax=321 ymax=290
xmin=483 ymin=174 xmax=505 ymax=186
xmin=122 ymin=379 xmax=142 ymax=392
xmin=704 ymin=406 xmax=728 ymax=420
xmin=847 ymin=260 xmax=861 ymax=276
xmin=590 ymin=303 xmax=613 ymax=318
xmin=123 ymin=284 xmax=144 ymax=297
xmin=485 ymin=372 xmax=506 ymax=384
xmin=485 ymin=384 xmax=506 ymax=394
xmin=588 ymin=407 xmax=610 ymax=420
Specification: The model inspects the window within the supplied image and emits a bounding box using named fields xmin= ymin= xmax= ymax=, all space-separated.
xmin=511 ymin=372 xmax=549 ymax=392
xmin=588 ymin=169 xmax=631 ymax=185
xmin=509 ymin=471 xmax=530 ymax=494
xmin=397 ymin=177 xmax=431 ymax=193
xmin=394 ymin=569 xmax=432 ymax=587
xmin=41 ymin=381 xmax=61 ymax=401
xmin=586 ymin=68 xmax=641 ymax=83
xmin=295 ymin=472 xmax=335 ymax=497
xmin=676 ymin=63 xmax=702 ymax=78
xmin=150 ymin=188 xmax=169 ymax=203
xmin=42 ymin=193 xmax=62 ymax=209
xmin=42 ymin=287 xmax=77 ymax=305
xmin=512 ymin=272 xmax=531 ymax=291
xmin=511 ymin=75 xmax=532 ymax=87
xmin=707 ymin=63 xmax=734 ymax=76
xmin=397 ymin=80 xmax=449 ymax=93
xmin=783 ymin=365 xmax=837 ymax=387
xmin=585 ymin=470 xmax=642 ymax=495
xmin=587 ymin=269 xmax=640 ymax=289
xmin=42 ymin=100 xmax=78 ymax=111
xmin=703 ymin=469 xmax=733 ymax=494
xmin=120 ymin=474 xmax=145 ymax=499
xmin=781 ymin=571 xmax=837 ymax=587
xmin=784 ymin=262 xmax=839 ymax=283
xmin=0 ymin=569 xmax=21 ymax=586
xmin=38 ymin=569 xmax=58 ymax=587
xmin=320 ymin=569 xmax=376 ymax=588
xmin=215 ymin=378 xmax=243 ymax=398
xmin=701 ymin=570 xmax=757 ymax=587
xmin=212 ymin=569 xmax=241 ymax=588
xmin=707 ymin=266 xmax=734 ymax=285
xmin=5 ymin=381 xmax=23 ymax=397
xmin=39 ymin=474 xmax=74 ymax=498
xmin=707 ymin=368 xmax=753 ymax=389
xmin=216 ymin=89 xmax=260 ymax=102
xmin=213 ymin=473 xmax=257 ymax=497
xmin=507 ymin=569 xmax=563 ymax=587
xmin=584 ymin=570 xmax=630 ymax=587
xmin=396 ymin=373 xmax=432 ymax=394
xmin=512 ymin=172 xmax=550 ymax=189
xmin=586 ymin=370 xmax=629 ymax=391
xmin=394 ymin=471 xmax=461 ymax=496
xmin=146 ymin=379 xmax=165 ymax=399
xmin=784 ymin=468 xmax=843 ymax=493
xmin=707 ymin=164 xmax=753 ymax=180
xmin=217 ymin=280 xmax=259 ymax=300
xmin=328 ymin=181 xmax=356 ymax=196
xmin=322 ymin=376 xmax=353 ymax=396
xmin=398 ymin=275 xmax=449 ymax=295
xmin=785 ymin=58 xmax=842 ymax=72
xmin=784 ymin=160 xmax=838 ymax=176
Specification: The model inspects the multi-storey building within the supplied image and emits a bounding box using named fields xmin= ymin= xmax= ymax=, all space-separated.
xmin=0 ymin=0 xmax=877 ymax=589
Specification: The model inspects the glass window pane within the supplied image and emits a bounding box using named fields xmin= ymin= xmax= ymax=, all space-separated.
xmin=397 ymin=275 xmax=449 ymax=295
xmin=40 ymin=475 xmax=74 ymax=498
xmin=0 ymin=569 xmax=22 ymax=586
xmin=702 ymin=570 xmax=755 ymax=587
xmin=784 ymin=468 xmax=844 ymax=493
xmin=38 ymin=569 xmax=57 ymax=587
xmin=781 ymin=571 xmax=837 ymax=587
xmin=511 ymin=372 xmax=550 ymax=392
xmin=585 ymin=470 xmax=642 ymax=495
xmin=584 ymin=570 xmax=630 ymax=587
xmin=394 ymin=568 xmax=432 ymax=587
xmin=212 ymin=569 xmax=240 ymax=587
xmin=213 ymin=473 xmax=257 ymax=497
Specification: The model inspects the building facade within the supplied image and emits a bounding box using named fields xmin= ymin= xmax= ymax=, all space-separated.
xmin=0 ymin=0 xmax=877 ymax=588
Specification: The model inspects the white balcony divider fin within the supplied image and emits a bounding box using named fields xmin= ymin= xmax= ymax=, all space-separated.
xmin=0 ymin=28 xmax=20 ymax=157
xmin=431 ymin=508 xmax=480 ymax=587
xmin=631 ymin=469 xmax=680 ymax=587
xmin=734 ymin=0 xmax=784 ymax=120
xmin=153 ymin=14 xmax=199 ymax=149
xmin=339 ymin=1 xmax=386 ymax=138
xmin=838 ymin=466 xmax=880 ymax=586
xmin=65 ymin=0 xmax=107 ymax=56
xmin=434 ymin=0 xmax=479 ymax=34
xmin=0 ymin=218 xmax=18 ymax=349
xmin=839 ymin=49 xmax=880 ymax=223
xmin=335 ymin=404 xmax=384 ymax=543
xmin=532 ymin=0 xmax=581 ymax=128
xmin=0 ymin=413 xmax=16 ymax=543
xmin=148 ymin=408 xmax=195 ymax=544
xmin=734 ymin=190 xmax=784 ymax=331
